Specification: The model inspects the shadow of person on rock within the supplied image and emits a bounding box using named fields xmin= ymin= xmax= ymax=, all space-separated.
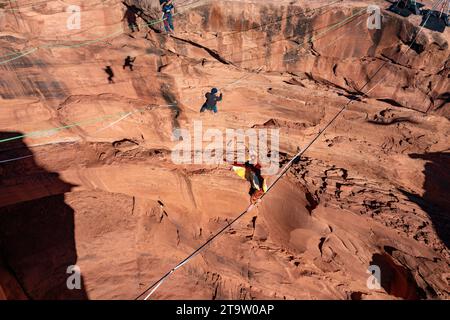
xmin=104 ymin=66 xmax=115 ymax=84
xmin=0 ymin=132 xmax=88 ymax=299
xmin=122 ymin=2 xmax=142 ymax=33
xmin=123 ymin=56 xmax=136 ymax=71
xmin=399 ymin=152 xmax=450 ymax=249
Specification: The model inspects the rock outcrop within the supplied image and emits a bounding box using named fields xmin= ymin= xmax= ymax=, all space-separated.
xmin=0 ymin=0 xmax=448 ymax=299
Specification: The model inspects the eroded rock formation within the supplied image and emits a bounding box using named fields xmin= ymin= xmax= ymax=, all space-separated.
xmin=0 ymin=0 xmax=448 ymax=299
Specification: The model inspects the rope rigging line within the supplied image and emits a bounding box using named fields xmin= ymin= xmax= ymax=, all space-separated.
xmin=188 ymin=4 xmax=364 ymax=67
xmin=0 ymin=8 xmax=360 ymax=164
xmin=0 ymin=0 xmax=344 ymax=64
xmin=0 ymin=0 xmax=199 ymax=64
xmin=134 ymin=0 xmax=442 ymax=301
xmin=0 ymin=104 xmax=165 ymax=145
xmin=0 ymin=2 xmax=363 ymax=150
xmin=1 ymin=0 xmax=443 ymax=298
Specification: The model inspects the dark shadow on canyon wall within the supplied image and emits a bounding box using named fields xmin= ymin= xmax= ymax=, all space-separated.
xmin=400 ymin=152 xmax=450 ymax=249
xmin=386 ymin=1 xmax=423 ymax=17
xmin=370 ymin=253 xmax=425 ymax=299
xmin=420 ymin=10 xmax=448 ymax=33
xmin=0 ymin=132 xmax=88 ymax=299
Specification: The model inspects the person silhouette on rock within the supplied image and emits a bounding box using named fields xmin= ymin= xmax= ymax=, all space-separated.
xmin=104 ymin=66 xmax=115 ymax=84
xmin=123 ymin=4 xmax=142 ymax=32
xmin=123 ymin=56 xmax=136 ymax=71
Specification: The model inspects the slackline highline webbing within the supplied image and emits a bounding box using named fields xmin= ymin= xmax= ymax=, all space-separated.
xmin=0 ymin=104 xmax=178 ymax=145
xmin=0 ymin=2 xmax=360 ymax=150
xmin=0 ymin=0 xmax=200 ymax=64
xmin=0 ymin=0 xmax=341 ymax=64
xmin=134 ymin=2 xmax=440 ymax=300
xmin=0 ymin=8 xmax=356 ymax=162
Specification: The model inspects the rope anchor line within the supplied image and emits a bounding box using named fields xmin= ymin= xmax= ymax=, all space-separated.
xmin=134 ymin=0 xmax=443 ymax=301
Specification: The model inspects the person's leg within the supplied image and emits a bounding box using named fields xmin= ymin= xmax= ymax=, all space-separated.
xmin=212 ymin=105 xmax=218 ymax=113
xmin=163 ymin=13 xmax=170 ymax=32
xmin=167 ymin=12 xmax=174 ymax=31
xmin=251 ymin=189 xmax=264 ymax=203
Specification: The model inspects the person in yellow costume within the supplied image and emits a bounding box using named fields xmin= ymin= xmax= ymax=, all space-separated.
xmin=233 ymin=160 xmax=268 ymax=204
